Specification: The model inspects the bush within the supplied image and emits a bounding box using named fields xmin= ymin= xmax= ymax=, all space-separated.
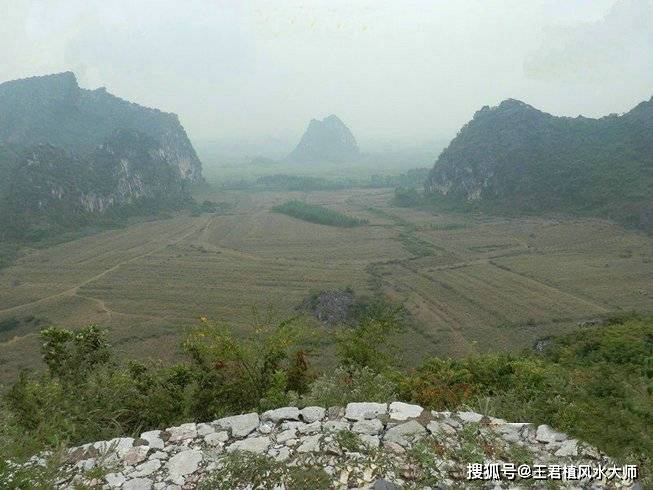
xmin=272 ymin=200 xmax=368 ymax=227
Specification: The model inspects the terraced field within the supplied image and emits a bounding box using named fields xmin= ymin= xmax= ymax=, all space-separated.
xmin=0 ymin=187 xmax=651 ymax=385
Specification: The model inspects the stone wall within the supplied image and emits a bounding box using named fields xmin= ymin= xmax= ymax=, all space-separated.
xmin=12 ymin=402 xmax=637 ymax=489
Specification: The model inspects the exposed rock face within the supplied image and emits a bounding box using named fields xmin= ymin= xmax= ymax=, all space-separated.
xmin=425 ymin=97 xmax=653 ymax=230
xmin=286 ymin=114 xmax=360 ymax=163
xmin=0 ymin=72 xmax=202 ymax=182
xmin=12 ymin=403 xmax=636 ymax=489
xmin=0 ymin=72 xmax=204 ymax=238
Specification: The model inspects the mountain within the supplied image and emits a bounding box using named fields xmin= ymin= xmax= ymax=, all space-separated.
xmin=425 ymin=97 xmax=653 ymax=230
xmin=286 ymin=115 xmax=360 ymax=163
xmin=0 ymin=72 xmax=202 ymax=182
xmin=0 ymin=73 xmax=204 ymax=239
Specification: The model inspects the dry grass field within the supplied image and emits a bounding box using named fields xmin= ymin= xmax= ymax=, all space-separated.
xmin=1 ymin=187 xmax=652 ymax=385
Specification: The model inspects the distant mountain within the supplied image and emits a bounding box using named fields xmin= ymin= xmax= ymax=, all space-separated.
xmin=426 ymin=97 xmax=653 ymax=230
xmin=0 ymin=72 xmax=203 ymax=240
xmin=286 ymin=115 xmax=360 ymax=163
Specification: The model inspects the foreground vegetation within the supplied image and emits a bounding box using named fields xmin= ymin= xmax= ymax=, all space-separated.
xmin=272 ymin=200 xmax=368 ymax=227
xmin=1 ymin=310 xmax=651 ymax=485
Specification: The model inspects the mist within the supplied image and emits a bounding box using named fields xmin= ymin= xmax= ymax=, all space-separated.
xmin=2 ymin=0 xmax=652 ymax=153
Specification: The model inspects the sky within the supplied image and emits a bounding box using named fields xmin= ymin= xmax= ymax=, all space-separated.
xmin=2 ymin=0 xmax=652 ymax=151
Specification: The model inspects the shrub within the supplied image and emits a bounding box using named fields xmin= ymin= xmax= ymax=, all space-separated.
xmin=272 ymin=200 xmax=368 ymax=227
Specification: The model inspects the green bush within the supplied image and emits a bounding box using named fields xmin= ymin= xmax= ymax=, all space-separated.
xmin=272 ymin=200 xmax=368 ymax=227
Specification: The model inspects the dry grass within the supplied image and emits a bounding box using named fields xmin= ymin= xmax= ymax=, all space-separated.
xmin=0 ymin=188 xmax=651 ymax=384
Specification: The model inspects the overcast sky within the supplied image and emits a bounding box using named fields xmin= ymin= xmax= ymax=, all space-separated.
xmin=2 ymin=0 xmax=652 ymax=149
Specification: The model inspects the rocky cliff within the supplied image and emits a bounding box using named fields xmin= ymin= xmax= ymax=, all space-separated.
xmin=426 ymin=97 xmax=653 ymax=230
xmin=286 ymin=115 xmax=360 ymax=164
xmin=10 ymin=402 xmax=636 ymax=489
xmin=0 ymin=73 xmax=203 ymax=239
xmin=0 ymin=72 xmax=202 ymax=182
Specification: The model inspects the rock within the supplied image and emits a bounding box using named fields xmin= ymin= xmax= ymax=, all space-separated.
xmin=123 ymin=445 xmax=150 ymax=466
xmin=261 ymin=407 xmax=301 ymax=423
xmin=323 ymin=420 xmax=350 ymax=432
xmin=166 ymin=423 xmax=197 ymax=442
xmin=554 ymin=439 xmax=579 ymax=457
xmin=296 ymin=434 xmax=321 ymax=453
xmin=300 ymin=406 xmax=326 ymax=423
xmin=352 ymin=419 xmax=384 ymax=435
xmin=345 ymin=402 xmax=387 ymax=421
xmin=536 ymin=424 xmax=567 ymax=443
xmin=196 ymin=423 xmax=216 ymax=437
xmin=258 ymin=421 xmax=275 ymax=434
xmin=140 ymin=430 xmax=165 ymax=450
xmin=298 ymin=421 xmax=321 ymax=435
xmin=373 ymin=478 xmax=403 ymax=490
xmin=383 ymin=420 xmax=427 ymax=447
xmin=276 ymin=429 xmax=297 ymax=443
xmin=214 ymin=413 xmax=259 ymax=438
xmin=104 ymin=472 xmax=126 ymax=488
xmin=150 ymin=451 xmax=168 ymax=460
xmin=204 ymin=431 xmax=229 ymax=446
xmin=388 ymin=402 xmax=423 ymax=421
xmin=274 ymin=446 xmax=291 ymax=462
xmin=166 ymin=449 xmax=202 ymax=477
xmin=227 ymin=437 xmax=271 ymax=454
xmin=426 ymin=421 xmax=456 ymax=437
xmin=456 ymin=411 xmax=484 ymax=424
xmin=359 ymin=435 xmax=380 ymax=448
xmin=123 ymin=478 xmax=154 ymax=490
xmin=130 ymin=459 xmax=161 ymax=478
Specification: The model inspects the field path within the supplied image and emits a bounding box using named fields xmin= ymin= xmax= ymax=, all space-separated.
xmin=0 ymin=217 xmax=210 ymax=317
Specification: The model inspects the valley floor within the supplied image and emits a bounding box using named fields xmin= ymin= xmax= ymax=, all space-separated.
xmin=1 ymin=188 xmax=652 ymax=385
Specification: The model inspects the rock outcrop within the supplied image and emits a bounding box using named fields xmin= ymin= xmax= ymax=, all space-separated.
xmin=0 ymin=72 xmax=203 ymax=238
xmin=10 ymin=402 xmax=637 ymax=489
xmin=0 ymin=72 xmax=202 ymax=182
xmin=286 ymin=115 xmax=360 ymax=164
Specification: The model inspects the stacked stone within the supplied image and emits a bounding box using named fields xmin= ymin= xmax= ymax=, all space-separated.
xmin=17 ymin=402 xmax=636 ymax=489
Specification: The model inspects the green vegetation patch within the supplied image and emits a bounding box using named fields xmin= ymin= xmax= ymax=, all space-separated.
xmin=272 ymin=200 xmax=368 ymax=227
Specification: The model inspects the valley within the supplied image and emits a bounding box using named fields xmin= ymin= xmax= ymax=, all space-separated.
xmin=1 ymin=186 xmax=651 ymax=386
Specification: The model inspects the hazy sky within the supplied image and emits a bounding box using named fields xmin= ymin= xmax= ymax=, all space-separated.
xmin=2 ymin=0 xmax=652 ymax=149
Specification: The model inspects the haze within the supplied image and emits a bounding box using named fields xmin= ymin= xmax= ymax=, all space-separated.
xmin=3 ymin=0 xmax=652 ymax=153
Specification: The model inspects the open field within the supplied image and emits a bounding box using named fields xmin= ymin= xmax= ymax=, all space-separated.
xmin=1 ymin=187 xmax=652 ymax=385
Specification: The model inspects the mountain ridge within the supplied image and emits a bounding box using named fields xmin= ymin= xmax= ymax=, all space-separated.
xmin=286 ymin=114 xmax=360 ymax=163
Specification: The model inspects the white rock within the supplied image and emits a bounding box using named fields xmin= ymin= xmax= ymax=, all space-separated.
xmin=215 ymin=413 xmax=260 ymax=438
xmin=323 ymin=420 xmax=350 ymax=432
xmin=352 ymin=419 xmax=384 ymax=435
xmin=261 ymin=407 xmax=301 ymax=423
xmin=166 ymin=449 xmax=202 ymax=477
xmin=140 ymin=430 xmax=165 ymax=450
xmin=554 ymin=439 xmax=579 ymax=457
xmin=300 ymin=406 xmax=326 ymax=423
xmin=359 ymin=434 xmax=380 ymax=448
xmin=196 ymin=423 xmax=216 ymax=437
xmin=536 ymin=425 xmax=567 ymax=443
xmin=298 ymin=421 xmax=321 ymax=435
xmin=166 ymin=423 xmax=197 ymax=442
xmin=227 ymin=436 xmax=271 ymax=454
xmin=345 ymin=402 xmax=387 ymax=421
xmin=258 ymin=421 xmax=275 ymax=434
xmin=123 ymin=478 xmax=153 ymax=490
xmin=104 ymin=472 xmax=126 ymax=488
xmin=149 ymin=451 xmax=168 ymax=460
xmin=123 ymin=446 xmax=150 ymax=466
xmin=426 ymin=421 xmax=456 ymax=437
xmin=131 ymin=459 xmax=161 ymax=478
xmin=383 ymin=420 xmax=427 ymax=446
xmin=204 ymin=431 xmax=229 ymax=446
xmin=276 ymin=429 xmax=297 ymax=443
xmin=280 ymin=421 xmax=306 ymax=431
xmin=388 ymin=402 xmax=423 ymax=421
xmin=274 ymin=446 xmax=291 ymax=461
xmin=456 ymin=411 xmax=484 ymax=424
xmin=296 ymin=434 xmax=321 ymax=453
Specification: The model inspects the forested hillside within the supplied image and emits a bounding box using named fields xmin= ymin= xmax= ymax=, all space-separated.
xmin=426 ymin=97 xmax=653 ymax=230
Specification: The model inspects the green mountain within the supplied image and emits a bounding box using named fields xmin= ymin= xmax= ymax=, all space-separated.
xmin=0 ymin=73 xmax=203 ymax=240
xmin=425 ymin=97 xmax=653 ymax=230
